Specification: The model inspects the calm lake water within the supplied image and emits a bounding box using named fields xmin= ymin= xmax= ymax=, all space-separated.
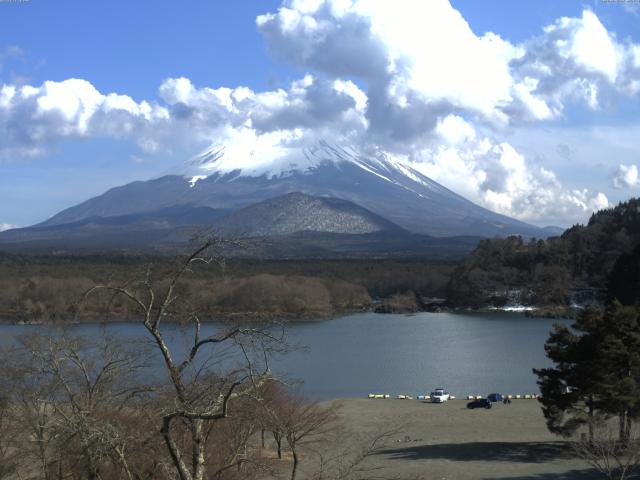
xmin=0 ymin=312 xmax=569 ymax=400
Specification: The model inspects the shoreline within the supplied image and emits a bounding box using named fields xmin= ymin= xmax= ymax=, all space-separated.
xmin=0 ymin=304 xmax=579 ymax=326
xmin=0 ymin=309 xmax=360 ymax=326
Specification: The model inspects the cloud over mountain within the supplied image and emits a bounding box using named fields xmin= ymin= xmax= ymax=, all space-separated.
xmin=1 ymin=1 xmax=639 ymax=226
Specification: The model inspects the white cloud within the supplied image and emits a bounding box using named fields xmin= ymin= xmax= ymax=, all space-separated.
xmin=556 ymin=10 xmax=622 ymax=82
xmin=613 ymin=164 xmax=640 ymax=189
xmin=435 ymin=115 xmax=476 ymax=146
xmin=0 ymin=74 xmax=366 ymax=159
xmin=259 ymin=1 xmax=640 ymax=130
xmin=257 ymin=0 xmax=523 ymax=135
xmin=0 ymin=78 xmax=171 ymax=158
xmin=512 ymin=9 xmax=640 ymax=114
xmin=406 ymin=137 xmax=608 ymax=227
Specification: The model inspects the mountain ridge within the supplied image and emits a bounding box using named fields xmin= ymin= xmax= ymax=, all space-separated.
xmin=33 ymin=140 xmax=548 ymax=239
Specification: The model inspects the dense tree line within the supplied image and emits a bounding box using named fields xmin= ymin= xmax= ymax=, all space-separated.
xmin=0 ymin=253 xmax=453 ymax=323
xmin=448 ymin=198 xmax=640 ymax=308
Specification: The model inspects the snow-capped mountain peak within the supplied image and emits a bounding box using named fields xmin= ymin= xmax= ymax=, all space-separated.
xmin=177 ymin=137 xmax=338 ymax=185
xmin=176 ymin=137 xmax=442 ymax=195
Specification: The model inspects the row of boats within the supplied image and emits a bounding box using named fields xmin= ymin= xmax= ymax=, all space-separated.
xmin=368 ymin=389 xmax=540 ymax=402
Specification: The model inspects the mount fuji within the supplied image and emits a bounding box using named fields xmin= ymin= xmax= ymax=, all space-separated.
xmin=0 ymin=140 xmax=553 ymax=255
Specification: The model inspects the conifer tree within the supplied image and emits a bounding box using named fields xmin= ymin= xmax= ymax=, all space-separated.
xmin=535 ymin=303 xmax=640 ymax=443
xmin=596 ymin=302 xmax=640 ymax=443
xmin=534 ymin=307 xmax=604 ymax=440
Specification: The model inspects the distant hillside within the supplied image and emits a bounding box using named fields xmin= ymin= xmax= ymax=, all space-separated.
xmin=447 ymin=198 xmax=640 ymax=308
xmin=210 ymin=192 xmax=404 ymax=237
xmin=0 ymin=192 xmax=480 ymax=259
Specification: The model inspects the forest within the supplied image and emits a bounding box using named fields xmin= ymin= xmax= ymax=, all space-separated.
xmin=447 ymin=198 xmax=640 ymax=310
xmin=0 ymin=253 xmax=453 ymax=323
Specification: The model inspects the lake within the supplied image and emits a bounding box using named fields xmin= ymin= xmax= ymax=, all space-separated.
xmin=0 ymin=311 xmax=569 ymax=400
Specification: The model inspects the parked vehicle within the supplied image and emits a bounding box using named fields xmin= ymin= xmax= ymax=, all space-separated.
xmin=467 ymin=398 xmax=492 ymax=409
xmin=487 ymin=393 xmax=503 ymax=403
xmin=430 ymin=388 xmax=450 ymax=403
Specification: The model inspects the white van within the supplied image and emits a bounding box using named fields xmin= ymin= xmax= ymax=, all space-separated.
xmin=430 ymin=388 xmax=450 ymax=403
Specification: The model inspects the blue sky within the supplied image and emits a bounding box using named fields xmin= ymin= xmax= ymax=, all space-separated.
xmin=1 ymin=0 xmax=639 ymax=229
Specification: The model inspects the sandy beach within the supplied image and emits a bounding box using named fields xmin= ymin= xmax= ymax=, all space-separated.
xmin=292 ymin=398 xmax=601 ymax=480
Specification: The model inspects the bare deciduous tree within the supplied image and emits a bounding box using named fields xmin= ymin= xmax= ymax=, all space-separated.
xmin=84 ymin=239 xmax=287 ymax=480
xmin=0 ymin=394 xmax=17 ymax=480
xmin=256 ymin=381 xmax=339 ymax=480
xmin=282 ymin=395 xmax=339 ymax=480
xmin=574 ymin=420 xmax=640 ymax=480
xmin=1 ymin=332 xmax=158 ymax=480
xmin=310 ymin=428 xmax=401 ymax=480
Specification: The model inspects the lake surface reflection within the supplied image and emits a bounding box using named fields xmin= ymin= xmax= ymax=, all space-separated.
xmin=0 ymin=312 xmax=569 ymax=400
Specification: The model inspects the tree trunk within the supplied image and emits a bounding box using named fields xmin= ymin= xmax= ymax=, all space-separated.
xmin=86 ymin=449 xmax=100 ymax=480
xmin=588 ymin=398 xmax=594 ymax=442
xmin=273 ymin=432 xmax=282 ymax=459
xmin=39 ymin=436 xmax=49 ymax=480
xmin=619 ymin=410 xmax=627 ymax=443
xmin=115 ymin=446 xmax=135 ymax=480
xmin=161 ymin=416 xmax=193 ymax=480
xmin=261 ymin=429 xmax=265 ymax=449
xmin=290 ymin=447 xmax=299 ymax=480
xmin=191 ymin=419 xmax=206 ymax=480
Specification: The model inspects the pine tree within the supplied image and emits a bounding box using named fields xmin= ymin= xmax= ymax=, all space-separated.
xmin=596 ymin=302 xmax=640 ymax=443
xmin=535 ymin=304 xmax=640 ymax=443
xmin=534 ymin=307 xmax=604 ymax=440
xmin=608 ymin=245 xmax=640 ymax=306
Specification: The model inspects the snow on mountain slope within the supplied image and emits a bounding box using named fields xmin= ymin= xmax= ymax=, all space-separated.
xmin=178 ymin=139 xmax=457 ymax=201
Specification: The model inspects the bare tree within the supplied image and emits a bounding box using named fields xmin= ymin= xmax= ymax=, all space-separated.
xmin=258 ymin=381 xmax=288 ymax=460
xmin=0 ymin=395 xmax=17 ymax=480
xmin=84 ymin=238 xmax=287 ymax=480
xmin=310 ymin=428 xmax=401 ymax=480
xmin=0 ymin=332 xmax=158 ymax=480
xmin=257 ymin=385 xmax=339 ymax=480
xmin=574 ymin=420 xmax=640 ymax=480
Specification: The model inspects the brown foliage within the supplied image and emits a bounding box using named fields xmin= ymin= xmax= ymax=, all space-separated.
xmin=0 ymin=252 xmax=455 ymax=323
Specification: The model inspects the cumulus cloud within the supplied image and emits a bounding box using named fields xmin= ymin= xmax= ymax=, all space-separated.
xmin=510 ymin=10 xmax=640 ymax=117
xmin=613 ymin=164 xmax=640 ymax=189
xmin=0 ymin=74 xmax=366 ymax=158
xmin=258 ymin=0 xmax=524 ymax=140
xmin=404 ymin=129 xmax=609 ymax=226
xmin=0 ymin=79 xmax=170 ymax=157
xmin=258 ymin=1 xmax=640 ymax=130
